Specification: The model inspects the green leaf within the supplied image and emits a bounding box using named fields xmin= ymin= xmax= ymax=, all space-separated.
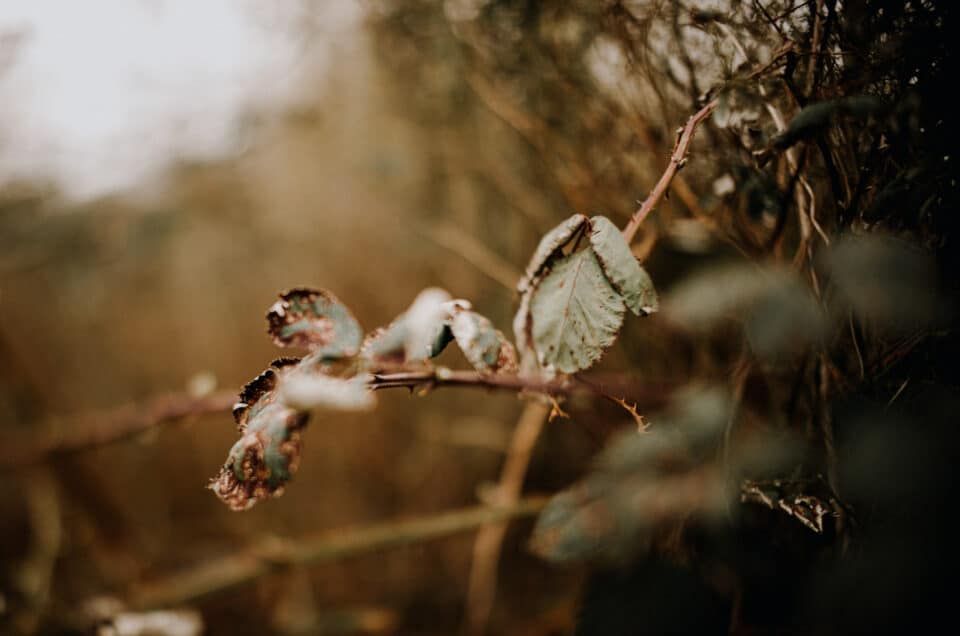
xmin=211 ymin=359 xmax=308 ymax=511
xmin=663 ymin=264 xmax=825 ymax=357
xmin=450 ymin=309 xmax=518 ymax=374
xmin=517 ymin=214 xmax=590 ymax=293
xmin=824 ymin=234 xmax=940 ymax=331
xmin=774 ymin=96 xmax=883 ymax=150
xmin=530 ymin=388 xmax=732 ymax=563
xmin=529 ymin=248 xmax=626 ymax=374
xmin=267 ymin=288 xmax=363 ymax=358
xmin=589 ymin=215 xmax=659 ymax=316
xmin=528 ymin=483 xmax=613 ymax=563
xmin=774 ymin=100 xmax=840 ymax=149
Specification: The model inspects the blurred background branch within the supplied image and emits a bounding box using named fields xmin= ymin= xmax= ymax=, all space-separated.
xmin=127 ymin=497 xmax=547 ymax=611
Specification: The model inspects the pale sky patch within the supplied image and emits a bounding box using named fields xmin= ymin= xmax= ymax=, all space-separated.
xmin=0 ymin=0 xmax=362 ymax=200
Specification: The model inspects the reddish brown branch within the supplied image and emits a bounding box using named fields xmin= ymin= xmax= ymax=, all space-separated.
xmin=622 ymin=99 xmax=719 ymax=244
xmin=1 ymin=390 xmax=237 ymax=471
xmin=4 ymin=369 xmax=673 ymax=471
xmin=370 ymin=369 xmax=674 ymax=408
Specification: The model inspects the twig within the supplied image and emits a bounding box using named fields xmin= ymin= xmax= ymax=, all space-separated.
xmin=805 ymin=0 xmax=826 ymax=96
xmin=13 ymin=467 xmax=61 ymax=633
xmin=574 ymin=375 xmax=648 ymax=431
xmin=0 ymin=390 xmax=238 ymax=471
xmin=722 ymin=356 xmax=752 ymax=483
xmin=849 ymin=313 xmax=865 ymax=380
xmin=885 ymin=378 xmax=910 ymax=410
xmin=126 ymin=498 xmax=548 ymax=610
xmin=370 ymin=369 xmax=674 ymax=409
xmin=734 ymin=36 xmax=827 ymax=259
xmin=464 ymin=71 xmax=591 ymax=210
xmin=421 ymin=222 xmax=521 ymax=291
xmin=817 ymin=356 xmax=838 ymax=494
xmin=464 ymin=401 xmax=550 ymax=635
xmin=622 ymin=99 xmax=718 ymax=244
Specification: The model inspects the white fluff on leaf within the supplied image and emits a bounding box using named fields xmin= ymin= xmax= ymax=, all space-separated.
xmin=403 ymin=287 xmax=453 ymax=360
xmin=280 ymin=374 xmax=376 ymax=412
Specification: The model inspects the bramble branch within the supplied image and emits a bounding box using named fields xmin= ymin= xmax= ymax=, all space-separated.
xmin=369 ymin=368 xmax=674 ymax=409
xmin=6 ymin=371 xmax=673 ymax=471
xmin=1 ymin=390 xmax=238 ymax=471
xmin=622 ymin=99 xmax=718 ymax=244
xmin=127 ymin=497 xmax=548 ymax=610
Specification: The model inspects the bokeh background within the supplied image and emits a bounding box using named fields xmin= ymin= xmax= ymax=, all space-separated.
xmin=1 ymin=1 xmax=957 ymax=634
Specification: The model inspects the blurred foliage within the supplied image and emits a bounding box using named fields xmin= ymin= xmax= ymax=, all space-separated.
xmin=1 ymin=0 xmax=958 ymax=634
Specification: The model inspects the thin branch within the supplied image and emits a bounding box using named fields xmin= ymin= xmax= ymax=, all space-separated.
xmin=464 ymin=401 xmax=550 ymax=635
xmin=127 ymin=498 xmax=548 ymax=610
xmin=421 ymin=222 xmax=521 ymax=291
xmin=14 ymin=467 xmax=61 ymax=632
xmin=464 ymin=71 xmax=591 ymax=210
xmin=574 ymin=375 xmax=649 ymax=431
xmin=369 ymin=369 xmax=674 ymax=409
xmin=622 ymin=99 xmax=718 ymax=244
xmin=619 ymin=39 xmax=795 ymax=248
xmin=805 ymin=0 xmax=826 ymax=96
xmin=0 ymin=390 xmax=238 ymax=471
xmin=817 ymin=356 xmax=838 ymax=494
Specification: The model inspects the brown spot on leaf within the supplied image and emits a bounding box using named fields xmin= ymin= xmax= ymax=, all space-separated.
xmin=266 ymin=288 xmax=363 ymax=357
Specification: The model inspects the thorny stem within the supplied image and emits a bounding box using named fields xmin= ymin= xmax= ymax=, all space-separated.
xmin=127 ymin=497 xmax=547 ymax=610
xmin=370 ymin=369 xmax=674 ymax=409
xmin=5 ymin=373 xmax=673 ymax=470
xmin=621 ymin=99 xmax=718 ymax=245
xmin=619 ymin=40 xmax=795 ymax=246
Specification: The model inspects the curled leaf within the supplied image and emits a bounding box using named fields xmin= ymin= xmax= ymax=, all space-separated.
xmin=267 ymin=288 xmax=363 ymax=358
xmin=450 ymin=308 xmax=518 ymax=374
xmin=404 ymin=289 xmax=461 ymax=360
xmin=529 ymin=248 xmax=626 ymax=374
xmin=232 ymin=357 xmax=300 ymax=432
xmin=589 ymin=215 xmax=658 ymax=315
xmin=211 ymin=360 xmax=308 ymax=511
xmin=773 ymin=100 xmax=840 ymax=149
xmin=360 ymin=288 xmax=462 ymax=363
xmin=511 ymin=289 xmax=537 ymax=374
xmin=741 ymin=478 xmax=840 ymax=535
xmin=517 ymin=214 xmax=590 ymax=293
